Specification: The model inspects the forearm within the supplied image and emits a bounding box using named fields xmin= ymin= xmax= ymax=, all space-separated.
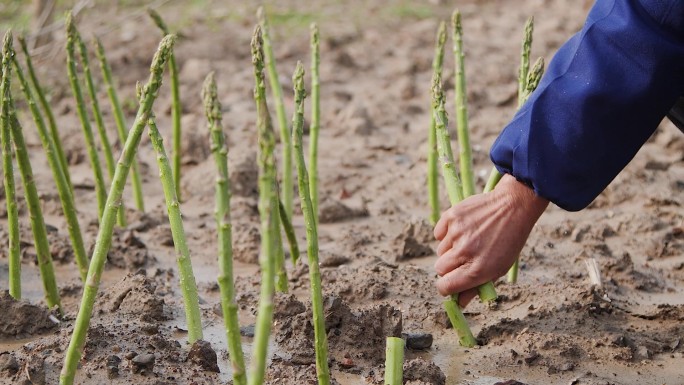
xmin=491 ymin=0 xmax=684 ymax=211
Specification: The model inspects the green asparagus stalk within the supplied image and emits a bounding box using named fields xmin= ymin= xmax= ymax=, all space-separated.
xmin=505 ymin=57 xmax=544 ymax=284
xmin=17 ymin=36 xmax=72 ymax=191
xmin=432 ymin=74 xmax=476 ymax=348
xmin=10 ymin=110 xmax=62 ymax=312
xmin=309 ymin=22 xmax=320 ymax=226
xmin=65 ymin=13 xmax=107 ymax=221
xmin=428 ymin=21 xmax=447 ymax=226
xmin=74 ymin=30 xmax=126 ymax=227
xmin=11 ymin=42 xmax=89 ymax=282
xmin=292 ymin=61 xmax=331 ymax=385
xmin=60 ymin=34 xmax=175 ymax=385
xmin=452 ymin=10 xmax=475 ymax=199
xmin=201 ymin=72 xmax=247 ymax=385
xmin=384 ymin=337 xmax=404 ymax=385
xmin=248 ymin=26 xmax=278 ymax=385
xmin=450 ymin=10 xmax=498 ymax=303
xmin=279 ymin=198 xmax=300 ymax=266
xmin=5 ymin=32 xmax=61 ymax=310
xmin=148 ymin=9 xmax=182 ymax=200
xmin=257 ymin=6 xmax=293 ymax=221
xmin=147 ymin=112 xmax=203 ymax=343
xmin=95 ymin=38 xmax=146 ymax=212
xmin=1 ymin=31 xmax=20 ymax=299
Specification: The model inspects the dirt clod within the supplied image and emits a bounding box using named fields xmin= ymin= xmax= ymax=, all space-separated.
xmin=319 ymin=200 xmax=369 ymax=224
xmin=188 ymin=340 xmax=220 ymax=373
xmin=0 ymin=291 xmax=58 ymax=337
xmin=131 ymin=353 xmax=155 ymax=374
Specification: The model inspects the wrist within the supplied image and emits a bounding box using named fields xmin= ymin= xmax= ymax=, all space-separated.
xmin=498 ymin=174 xmax=549 ymax=218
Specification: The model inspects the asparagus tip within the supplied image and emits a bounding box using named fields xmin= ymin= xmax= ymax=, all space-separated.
xmin=437 ymin=20 xmax=447 ymax=47
xmin=451 ymin=9 xmax=462 ymax=33
xmin=2 ymin=29 xmax=13 ymax=57
xmin=526 ymin=56 xmax=544 ymax=91
xmin=201 ymin=71 xmax=220 ymax=121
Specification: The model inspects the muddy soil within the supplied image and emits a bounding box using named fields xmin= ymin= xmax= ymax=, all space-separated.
xmin=1 ymin=1 xmax=683 ymax=384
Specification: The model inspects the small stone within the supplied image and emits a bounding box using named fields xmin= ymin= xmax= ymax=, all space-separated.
xmin=559 ymin=362 xmax=575 ymax=372
xmin=188 ymin=340 xmax=220 ymax=373
xmin=240 ymin=324 xmax=255 ymax=338
xmin=131 ymin=353 xmax=155 ymax=373
xmin=124 ymin=351 xmax=137 ymax=360
xmin=404 ymin=332 xmax=433 ymax=350
xmin=106 ymin=355 xmax=121 ymax=379
xmin=494 ymin=381 xmax=527 ymax=385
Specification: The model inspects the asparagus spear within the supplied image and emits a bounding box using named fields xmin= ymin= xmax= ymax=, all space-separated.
xmin=74 ymin=29 xmax=125 ymax=226
xmin=505 ymin=57 xmax=544 ymax=284
xmin=148 ymin=9 xmax=182 ymax=199
xmin=147 ymin=110 xmax=202 ymax=343
xmin=452 ymin=10 xmax=475 ymax=198
xmin=248 ymin=26 xmax=278 ymax=385
xmin=202 ymin=72 xmax=246 ymax=385
xmin=292 ymin=61 xmax=331 ymax=385
xmin=95 ymin=38 xmax=146 ymax=212
xmin=65 ymin=13 xmax=107 ymax=221
xmin=428 ymin=21 xmax=447 ymax=225
xmin=1 ymin=31 xmax=20 ymax=299
xmin=309 ymin=22 xmax=321 ymax=226
xmin=451 ymin=10 xmax=498 ymax=303
xmin=257 ymin=6 xmax=293 ymax=221
xmin=432 ymin=74 xmax=476 ymax=347
xmin=60 ymin=34 xmax=175 ymax=385
xmin=10 ymin=40 xmax=89 ymax=282
xmin=17 ymin=36 xmax=72 ymax=191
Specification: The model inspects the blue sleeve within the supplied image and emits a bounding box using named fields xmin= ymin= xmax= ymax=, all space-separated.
xmin=490 ymin=0 xmax=684 ymax=211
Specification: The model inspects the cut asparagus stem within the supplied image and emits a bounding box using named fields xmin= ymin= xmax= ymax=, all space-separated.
xmin=428 ymin=21 xmax=447 ymax=226
xmin=432 ymin=74 xmax=477 ymax=348
xmin=292 ymin=61 xmax=331 ymax=385
xmin=65 ymin=13 xmax=107 ymax=221
xmin=258 ymin=6 xmax=293 ymax=221
xmin=60 ymin=34 xmax=175 ymax=385
xmin=147 ymin=112 xmax=202 ymax=343
xmin=1 ymin=31 xmax=20 ymax=299
xmin=11 ymin=43 xmax=89 ymax=282
xmin=95 ymin=38 xmax=146 ymax=212
xmin=202 ymin=72 xmax=246 ymax=385
xmin=384 ymin=337 xmax=405 ymax=385
xmin=148 ymin=9 xmax=182 ymax=200
xmin=17 ymin=35 xmax=72 ymax=191
xmin=74 ymin=30 xmax=125 ymax=226
xmin=248 ymin=26 xmax=278 ymax=385
xmin=309 ymin=22 xmax=320 ymax=227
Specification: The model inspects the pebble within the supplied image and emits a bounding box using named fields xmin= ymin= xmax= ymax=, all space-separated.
xmin=106 ymin=355 xmax=121 ymax=379
xmin=240 ymin=324 xmax=255 ymax=338
xmin=131 ymin=353 xmax=155 ymax=373
xmin=404 ymin=332 xmax=433 ymax=350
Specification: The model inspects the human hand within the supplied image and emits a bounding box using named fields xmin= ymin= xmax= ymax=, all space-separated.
xmin=433 ymin=174 xmax=549 ymax=307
